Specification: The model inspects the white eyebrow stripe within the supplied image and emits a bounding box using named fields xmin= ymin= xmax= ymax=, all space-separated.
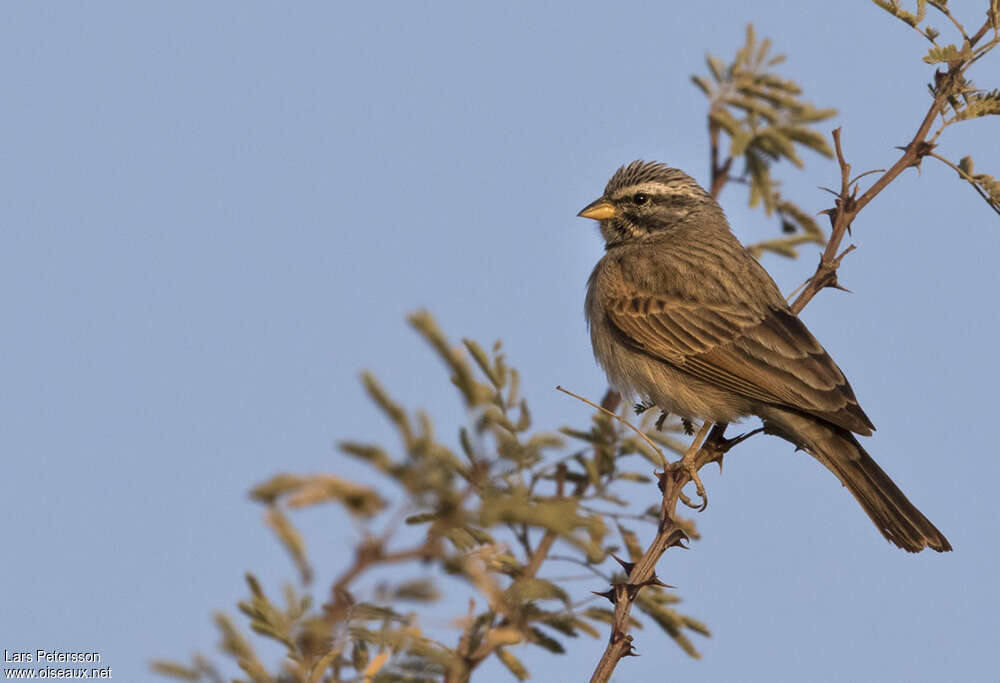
xmin=610 ymin=181 xmax=704 ymax=202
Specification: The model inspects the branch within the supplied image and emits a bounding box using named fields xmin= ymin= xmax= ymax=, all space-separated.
xmin=789 ymin=15 xmax=996 ymax=314
xmin=589 ymin=425 xmax=745 ymax=683
xmin=928 ymin=152 xmax=1000 ymax=217
xmin=323 ymin=537 xmax=437 ymax=623
xmin=522 ymin=464 xmax=569 ymax=579
xmin=709 ymin=115 xmax=734 ymax=200
xmin=557 ymin=385 xmax=667 ymax=466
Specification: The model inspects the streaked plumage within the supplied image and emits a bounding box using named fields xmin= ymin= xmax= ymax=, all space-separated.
xmin=580 ymin=161 xmax=950 ymax=552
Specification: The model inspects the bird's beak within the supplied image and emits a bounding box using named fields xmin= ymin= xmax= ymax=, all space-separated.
xmin=577 ymin=198 xmax=617 ymax=221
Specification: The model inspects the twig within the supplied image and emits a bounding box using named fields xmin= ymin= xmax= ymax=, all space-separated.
xmin=929 ymin=1 xmax=971 ymax=43
xmin=589 ymin=437 xmax=731 ymax=683
xmin=323 ymin=538 xmax=436 ymax=622
xmin=788 ymin=50 xmax=965 ymax=315
xmin=928 ymin=152 xmax=1000 ymax=216
xmin=522 ymin=466 xmax=569 ymax=579
xmin=709 ymin=112 xmax=734 ymax=200
xmin=556 ymin=385 xmax=668 ymax=467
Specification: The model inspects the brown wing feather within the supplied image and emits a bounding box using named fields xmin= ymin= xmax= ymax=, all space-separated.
xmin=606 ymin=295 xmax=874 ymax=435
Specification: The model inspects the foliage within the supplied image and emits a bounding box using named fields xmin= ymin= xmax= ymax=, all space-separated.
xmin=692 ymin=24 xmax=836 ymax=258
xmin=870 ymin=0 xmax=1000 ymax=216
xmin=155 ymin=4 xmax=999 ymax=682
xmin=153 ymin=312 xmax=707 ymax=682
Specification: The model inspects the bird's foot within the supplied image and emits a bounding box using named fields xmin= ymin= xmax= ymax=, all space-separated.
xmin=655 ymin=411 xmax=669 ymax=431
xmin=681 ymin=418 xmax=695 ymax=436
xmin=672 ymin=422 xmax=712 ymax=511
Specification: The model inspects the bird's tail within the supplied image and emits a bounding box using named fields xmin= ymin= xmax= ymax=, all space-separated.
xmin=758 ymin=407 xmax=951 ymax=553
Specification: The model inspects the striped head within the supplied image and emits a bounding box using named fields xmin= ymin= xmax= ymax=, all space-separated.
xmin=578 ymin=161 xmax=721 ymax=247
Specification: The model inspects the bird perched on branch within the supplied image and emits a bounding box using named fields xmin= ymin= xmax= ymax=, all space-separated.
xmin=579 ymin=160 xmax=950 ymax=552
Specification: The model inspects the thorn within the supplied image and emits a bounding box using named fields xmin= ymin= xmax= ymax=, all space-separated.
xmin=655 ymin=470 xmax=669 ymax=493
xmin=667 ymin=529 xmax=690 ymax=549
xmin=717 ymin=427 xmax=765 ymax=452
xmin=624 ymin=645 xmax=640 ymax=657
xmin=715 ymin=453 xmax=724 ymax=474
xmin=834 ymin=244 xmax=857 ymax=265
xmin=644 ymin=574 xmax=675 ymax=589
xmin=831 ymin=282 xmax=853 ymax=293
xmin=610 ymin=553 xmax=636 ymax=576
xmin=592 ymin=589 xmax=616 ymax=604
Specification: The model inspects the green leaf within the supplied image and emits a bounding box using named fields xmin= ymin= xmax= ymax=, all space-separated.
xmin=264 ymin=506 xmax=312 ymax=584
xmin=495 ymin=648 xmax=529 ymax=681
xmin=338 ymin=441 xmax=396 ymax=473
xmin=409 ymin=311 xmax=493 ymax=407
xmin=616 ymin=472 xmax=653 ymax=484
xmin=923 ymin=41 xmax=973 ymax=64
xmin=706 ymin=54 xmax=726 ymax=82
xmin=361 ymin=372 xmax=414 ymax=445
xmin=690 ymin=74 xmax=713 ymax=97
xmin=405 ymin=512 xmax=440 ymax=525
xmin=394 ymin=579 xmax=441 ymax=602
xmin=249 ymin=473 xmax=304 ymax=504
xmin=527 ymin=627 xmax=565 ymax=653
xmin=463 ymin=338 xmax=502 ymax=388
xmin=618 ymin=523 xmax=644 ymax=562
xmin=285 ymin=474 xmax=386 ymax=517
xmin=955 ymin=89 xmax=1000 ymax=120
xmin=150 ymin=660 xmax=200 ymax=681
xmin=506 ymin=578 xmax=570 ymax=606
xmin=351 ymin=640 xmax=370 ymax=672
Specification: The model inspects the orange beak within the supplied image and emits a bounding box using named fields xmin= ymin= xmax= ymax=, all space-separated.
xmin=577 ymin=199 xmax=618 ymax=221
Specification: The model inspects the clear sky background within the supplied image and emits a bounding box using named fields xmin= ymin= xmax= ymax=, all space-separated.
xmin=2 ymin=2 xmax=999 ymax=682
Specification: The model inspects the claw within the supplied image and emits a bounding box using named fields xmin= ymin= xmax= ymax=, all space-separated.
xmin=683 ymin=460 xmax=709 ymax=512
xmin=634 ymin=401 xmax=653 ymax=416
xmin=670 ymin=422 xmax=712 ymax=512
xmin=681 ymin=418 xmax=695 ymax=436
xmin=677 ymin=489 xmax=700 ymax=510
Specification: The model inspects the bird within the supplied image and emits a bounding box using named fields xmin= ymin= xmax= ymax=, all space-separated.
xmin=578 ymin=160 xmax=950 ymax=553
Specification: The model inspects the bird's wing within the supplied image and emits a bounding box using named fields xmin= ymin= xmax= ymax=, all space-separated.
xmin=605 ymin=294 xmax=874 ymax=435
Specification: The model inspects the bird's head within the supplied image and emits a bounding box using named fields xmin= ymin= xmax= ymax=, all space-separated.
xmin=578 ymin=160 xmax=720 ymax=248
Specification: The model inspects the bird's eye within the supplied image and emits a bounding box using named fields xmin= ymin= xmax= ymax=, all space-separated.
xmin=633 ymin=193 xmax=649 ymax=205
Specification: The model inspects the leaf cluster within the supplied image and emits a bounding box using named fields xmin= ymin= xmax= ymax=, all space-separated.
xmin=154 ymin=312 xmax=708 ymax=682
xmin=869 ymin=1 xmax=1000 ymax=216
xmin=693 ymin=24 xmax=835 ymax=258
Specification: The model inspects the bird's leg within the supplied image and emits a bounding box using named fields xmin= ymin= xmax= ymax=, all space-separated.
xmin=654 ymin=411 xmax=669 ymax=431
xmin=673 ymin=421 xmax=712 ymax=511
xmin=681 ymin=418 xmax=695 ymax=436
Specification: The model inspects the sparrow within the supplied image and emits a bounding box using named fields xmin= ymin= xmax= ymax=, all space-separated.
xmin=579 ymin=160 xmax=950 ymax=552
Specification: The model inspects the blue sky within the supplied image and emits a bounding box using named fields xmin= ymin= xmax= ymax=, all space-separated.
xmin=2 ymin=2 xmax=998 ymax=681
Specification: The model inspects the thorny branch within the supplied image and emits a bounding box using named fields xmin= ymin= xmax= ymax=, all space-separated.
xmin=589 ymin=11 xmax=999 ymax=682
xmin=588 ymin=423 xmax=753 ymax=683
xmin=789 ymin=19 xmax=996 ymax=312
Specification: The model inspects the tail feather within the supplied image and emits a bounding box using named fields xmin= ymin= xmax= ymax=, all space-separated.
xmin=759 ymin=408 xmax=951 ymax=553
